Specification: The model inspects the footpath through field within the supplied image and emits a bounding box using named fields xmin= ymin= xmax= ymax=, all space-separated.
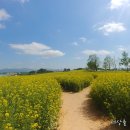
xmin=58 ymin=87 xmax=126 ymax=130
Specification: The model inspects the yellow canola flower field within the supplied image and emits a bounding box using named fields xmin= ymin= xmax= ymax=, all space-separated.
xmin=0 ymin=70 xmax=94 ymax=130
xmin=91 ymin=72 xmax=130 ymax=123
xmin=0 ymin=75 xmax=61 ymax=130
xmin=41 ymin=70 xmax=94 ymax=92
xmin=2 ymin=70 xmax=130 ymax=129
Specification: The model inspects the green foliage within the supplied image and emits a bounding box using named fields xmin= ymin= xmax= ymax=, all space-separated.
xmin=0 ymin=70 xmax=95 ymax=129
xmin=119 ymin=51 xmax=130 ymax=70
xmin=87 ymin=54 xmax=99 ymax=71
xmin=40 ymin=70 xmax=94 ymax=92
xmin=56 ymin=74 xmax=93 ymax=92
xmin=103 ymin=56 xmax=114 ymax=70
xmin=28 ymin=69 xmax=53 ymax=75
xmin=91 ymin=73 xmax=130 ymax=122
xmin=0 ymin=76 xmax=61 ymax=130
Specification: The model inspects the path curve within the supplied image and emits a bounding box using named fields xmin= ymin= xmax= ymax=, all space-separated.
xmin=58 ymin=87 xmax=127 ymax=130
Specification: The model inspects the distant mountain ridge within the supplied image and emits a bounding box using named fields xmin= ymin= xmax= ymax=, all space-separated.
xmin=0 ymin=68 xmax=64 ymax=73
xmin=0 ymin=68 xmax=33 ymax=73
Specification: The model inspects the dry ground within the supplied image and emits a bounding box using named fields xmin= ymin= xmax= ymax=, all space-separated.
xmin=58 ymin=87 xmax=128 ymax=130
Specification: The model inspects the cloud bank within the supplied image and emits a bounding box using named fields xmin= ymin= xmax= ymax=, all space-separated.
xmin=82 ymin=49 xmax=112 ymax=56
xmin=98 ymin=22 xmax=126 ymax=35
xmin=10 ymin=42 xmax=65 ymax=58
xmin=110 ymin=0 xmax=130 ymax=10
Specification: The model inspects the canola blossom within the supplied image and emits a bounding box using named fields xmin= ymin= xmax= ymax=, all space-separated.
xmin=0 ymin=76 xmax=61 ymax=130
xmin=1 ymin=70 xmax=130 ymax=129
xmin=91 ymin=72 xmax=130 ymax=123
xmin=0 ymin=70 xmax=93 ymax=129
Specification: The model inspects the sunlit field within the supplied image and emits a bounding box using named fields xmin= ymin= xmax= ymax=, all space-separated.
xmin=0 ymin=70 xmax=130 ymax=129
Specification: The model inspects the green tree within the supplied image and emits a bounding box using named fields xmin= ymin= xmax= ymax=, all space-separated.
xmin=113 ymin=57 xmax=117 ymax=70
xmin=103 ymin=56 xmax=114 ymax=70
xmin=28 ymin=71 xmax=36 ymax=75
xmin=119 ymin=51 xmax=130 ymax=71
xmin=87 ymin=54 xmax=99 ymax=71
xmin=37 ymin=68 xmax=47 ymax=73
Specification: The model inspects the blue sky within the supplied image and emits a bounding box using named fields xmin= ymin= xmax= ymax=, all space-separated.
xmin=0 ymin=0 xmax=130 ymax=69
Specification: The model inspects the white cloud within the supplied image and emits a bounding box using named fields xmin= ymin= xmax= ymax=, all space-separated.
xmin=10 ymin=42 xmax=50 ymax=51
xmin=74 ymin=57 xmax=84 ymax=60
xmin=40 ymin=50 xmax=64 ymax=57
xmin=0 ymin=24 xmax=6 ymax=29
xmin=82 ymin=49 xmax=112 ymax=56
xmin=110 ymin=0 xmax=130 ymax=10
xmin=72 ymin=37 xmax=88 ymax=46
xmin=10 ymin=42 xmax=65 ymax=58
xmin=98 ymin=22 xmax=126 ymax=35
xmin=118 ymin=47 xmax=126 ymax=51
xmin=15 ymin=0 xmax=29 ymax=3
xmin=117 ymin=45 xmax=127 ymax=51
xmin=79 ymin=37 xmax=87 ymax=43
xmin=72 ymin=42 xmax=78 ymax=46
xmin=0 ymin=9 xmax=11 ymax=21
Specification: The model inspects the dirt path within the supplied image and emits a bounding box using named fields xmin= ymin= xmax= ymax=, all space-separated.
xmin=58 ymin=87 xmax=127 ymax=130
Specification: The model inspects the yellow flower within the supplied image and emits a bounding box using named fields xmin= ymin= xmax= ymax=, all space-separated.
xmin=34 ymin=114 xmax=39 ymax=118
xmin=3 ymin=99 xmax=8 ymax=107
xmin=19 ymin=113 xmax=24 ymax=118
xmin=4 ymin=123 xmax=13 ymax=130
xmin=31 ymin=123 xmax=38 ymax=129
xmin=5 ymin=113 xmax=9 ymax=118
xmin=6 ymin=123 xmax=11 ymax=127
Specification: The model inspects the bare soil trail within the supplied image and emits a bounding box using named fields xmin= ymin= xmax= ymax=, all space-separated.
xmin=58 ymin=87 xmax=127 ymax=130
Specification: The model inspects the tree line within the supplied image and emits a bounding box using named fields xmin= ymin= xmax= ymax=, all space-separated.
xmin=28 ymin=68 xmax=53 ymax=75
xmin=87 ymin=51 xmax=130 ymax=71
